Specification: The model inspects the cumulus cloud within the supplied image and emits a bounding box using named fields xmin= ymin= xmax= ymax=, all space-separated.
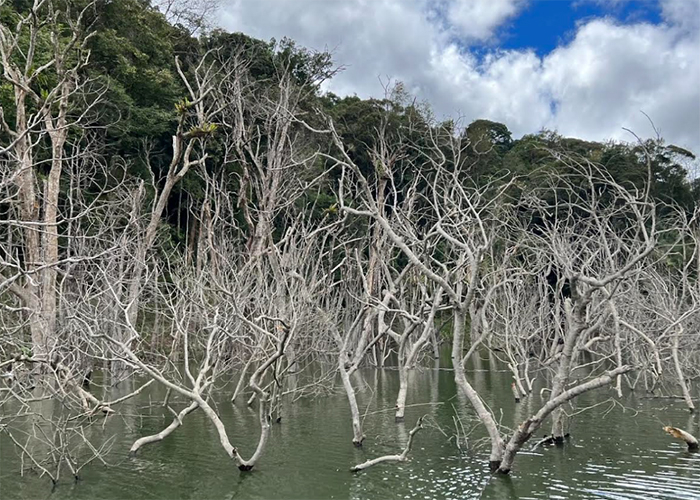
xmin=541 ymin=19 xmax=699 ymax=148
xmin=443 ymin=0 xmax=526 ymax=40
xmin=218 ymin=0 xmax=700 ymax=153
xmin=219 ymin=0 xmax=439 ymax=97
xmin=660 ymin=0 xmax=700 ymax=34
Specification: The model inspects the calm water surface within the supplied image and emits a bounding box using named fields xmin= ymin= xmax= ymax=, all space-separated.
xmin=1 ymin=353 xmax=698 ymax=499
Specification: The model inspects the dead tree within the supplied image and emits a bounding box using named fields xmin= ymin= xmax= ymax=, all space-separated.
xmin=86 ymin=191 xmax=335 ymax=470
xmin=0 ymin=0 xmax=101 ymax=359
xmin=621 ymin=239 xmax=699 ymax=412
xmin=525 ymin=156 xmax=660 ymax=441
xmin=331 ymin=114 xmax=666 ymax=473
xmin=325 ymin=248 xmax=395 ymax=446
xmin=121 ymin=53 xmax=218 ymax=342
xmin=330 ymin=114 xmax=514 ymax=469
xmin=217 ymin=45 xmax=334 ymax=259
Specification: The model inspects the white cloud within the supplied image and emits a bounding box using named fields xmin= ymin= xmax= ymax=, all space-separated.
xmin=445 ymin=0 xmax=526 ymax=40
xmin=541 ymin=19 xmax=700 ymax=149
xmin=219 ymin=0 xmax=440 ymax=97
xmin=660 ymin=0 xmax=700 ymax=33
xmin=218 ymin=0 xmax=700 ymax=153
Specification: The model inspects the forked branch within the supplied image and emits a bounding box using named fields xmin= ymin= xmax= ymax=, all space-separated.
xmin=350 ymin=416 xmax=425 ymax=472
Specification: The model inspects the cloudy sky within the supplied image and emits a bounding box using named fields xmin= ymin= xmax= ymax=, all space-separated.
xmin=218 ymin=0 xmax=699 ymax=152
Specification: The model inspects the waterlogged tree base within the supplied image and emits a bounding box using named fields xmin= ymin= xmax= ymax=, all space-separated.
xmin=663 ymin=426 xmax=699 ymax=451
xmin=539 ymin=433 xmax=571 ymax=447
xmin=552 ymin=434 xmax=570 ymax=445
xmin=528 ymin=433 xmax=571 ymax=450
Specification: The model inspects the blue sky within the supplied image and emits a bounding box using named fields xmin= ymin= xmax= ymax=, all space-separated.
xmin=219 ymin=0 xmax=700 ymax=158
xmin=499 ymin=1 xmax=663 ymax=55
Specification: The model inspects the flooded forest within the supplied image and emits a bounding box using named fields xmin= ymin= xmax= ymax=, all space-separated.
xmin=1 ymin=1 xmax=699 ymax=499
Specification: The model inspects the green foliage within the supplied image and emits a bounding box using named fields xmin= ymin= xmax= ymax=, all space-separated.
xmin=86 ymin=0 xmax=189 ymax=153
xmin=463 ymin=119 xmax=514 ymax=182
xmin=1 ymin=0 xmax=696 ymax=266
xmin=184 ymin=122 xmax=218 ymax=139
xmin=175 ymin=98 xmax=193 ymax=115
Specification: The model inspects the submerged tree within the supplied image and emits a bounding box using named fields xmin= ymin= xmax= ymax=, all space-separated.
xmin=1 ymin=2 xmax=698 ymax=487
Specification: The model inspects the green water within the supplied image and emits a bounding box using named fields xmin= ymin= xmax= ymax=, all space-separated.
xmin=1 ymin=354 xmax=699 ymax=499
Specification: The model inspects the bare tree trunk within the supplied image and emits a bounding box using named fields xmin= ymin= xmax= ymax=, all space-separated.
xmin=452 ymin=308 xmax=504 ymax=470
xmin=395 ymin=288 xmax=442 ymax=421
xmin=550 ymin=292 xmax=589 ymax=440
xmin=40 ymin=92 xmax=70 ymax=357
xmin=339 ymin=358 xmax=364 ymax=446
xmin=14 ymin=112 xmax=48 ymax=356
xmin=395 ymin=357 xmax=409 ymax=422
xmin=5 ymin=34 xmax=77 ymax=360
xmin=431 ymin=329 xmax=440 ymax=360
xmin=672 ymin=326 xmax=695 ymax=412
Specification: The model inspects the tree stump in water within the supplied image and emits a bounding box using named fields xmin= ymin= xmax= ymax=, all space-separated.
xmin=663 ymin=426 xmax=699 ymax=451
